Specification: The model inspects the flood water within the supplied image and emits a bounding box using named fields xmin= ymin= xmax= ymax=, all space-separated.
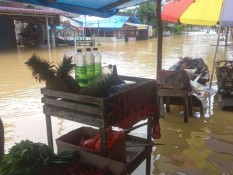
xmin=1 ymin=32 xmax=233 ymax=175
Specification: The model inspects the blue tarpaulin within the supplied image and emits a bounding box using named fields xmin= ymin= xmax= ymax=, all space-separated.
xmin=74 ymin=15 xmax=129 ymax=30
xmin=11 ymin=0 xmax=149 ymax=17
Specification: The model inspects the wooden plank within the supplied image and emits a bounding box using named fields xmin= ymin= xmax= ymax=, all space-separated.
xmin=43 ymin=105 xmax=106 ymax=127
xmin=42 ymin=97 xmax=104 ymax=116
xmin=41 ymin=88 xmax=104 ymax=105
xmin=158 ymin=88 xmax=189 ymax=97
xmin=120 ymin=75 xmax=154 ymax=83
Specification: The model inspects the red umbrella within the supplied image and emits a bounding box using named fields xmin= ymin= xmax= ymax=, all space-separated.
xmin=162 ymin=0 xmax=194 ymax=23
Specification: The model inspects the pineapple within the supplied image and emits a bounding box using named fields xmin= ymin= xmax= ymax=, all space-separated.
xmin=56 ymin=55 xmax=80 ymax=94
xmin=25 ymin=53 xmax=56 ymax=82
xmin=25 ymin=54 xmax=67 ymax=91
xmin=80 ymin=74 xmax=117 ymax=97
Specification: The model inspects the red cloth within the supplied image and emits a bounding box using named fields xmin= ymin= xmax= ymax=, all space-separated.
xmin=111 ymin=80 xmax=161 ymax=139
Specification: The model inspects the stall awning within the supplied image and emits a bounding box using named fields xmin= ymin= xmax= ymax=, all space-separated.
xmin=11 ymin=0 xmax=149 ymax=17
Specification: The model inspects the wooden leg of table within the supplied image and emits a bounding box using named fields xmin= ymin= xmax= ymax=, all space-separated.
xmin=159 ymin=96 xmax=164 ymax=118
xmin=146 ymin=151 xmax=151 ymax=175
xmin=183 ymin=98 xmax=188 ymax=123
xmin=45 ymin=114 xmax=54 ymax=152
xmin=99 ymin=127 xmax=107 ymax=156
xmin=188 ymin=96 xmax=192 ymax=116
xmin=200 ymin=106 xmax=204 ymax=115
xmin=166 ymin=97 xmax=170 ymax=112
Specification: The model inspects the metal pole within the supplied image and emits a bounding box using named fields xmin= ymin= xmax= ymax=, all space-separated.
xmin=225 ymin=27 xmax=229 ymax=46
xmin=46 ymin=14 xmax=51 ymax=60
xmin=209 ymin=26 xmax=221 ymax=88
xmin=84 ymin=15 xmax=86 ymax=47
xmin=74 ymin=30 xmax=77 ymax=51
xmin=98 ymin=20 xmax=100 ymax=45
xmin=209 ymin=0 xmax=226 ymax=88
xmin=46 ymin=14 xmax=50 ymax=50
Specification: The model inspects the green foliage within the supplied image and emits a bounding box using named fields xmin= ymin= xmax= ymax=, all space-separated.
xmin=172 ymin=24 xmax=184 ymax=35
xmin=135 ymin=0 xmax=157 ymax=28
xmin=56 ymin=55 xmax=75 ymax=78
xmin=0 ymin=140 xmax=74 ymax=175
xmin=25 ymin=54 xmax=56 ymax=82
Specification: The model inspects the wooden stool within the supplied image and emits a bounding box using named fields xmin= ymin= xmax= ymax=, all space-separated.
xmin=158 ymin=89 xmax=192 ymax=123
xmin=157 ymin=70 xmax=193 ymax=123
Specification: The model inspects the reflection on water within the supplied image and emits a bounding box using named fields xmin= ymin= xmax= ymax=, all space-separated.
xmin=0 ymin=33 xmax=233 ymax=174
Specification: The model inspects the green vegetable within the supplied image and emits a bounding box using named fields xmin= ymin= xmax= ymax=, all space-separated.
xmin=0 ymin=140 xmax=74 ymax=175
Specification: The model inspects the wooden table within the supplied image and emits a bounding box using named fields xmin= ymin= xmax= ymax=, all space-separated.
xmin=41 ymin=76 xmax=158 ymax=175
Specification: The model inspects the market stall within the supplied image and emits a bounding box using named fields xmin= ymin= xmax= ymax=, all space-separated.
xmin=41 ymin=75 xmax=160 ymax=175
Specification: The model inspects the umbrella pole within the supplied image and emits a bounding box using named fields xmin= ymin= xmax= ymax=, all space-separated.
xmin=156 ymin=0 xmax=163 ymax=72
xmin=225 ymin=27 xmax=229 ymax=46
xmin=209 ymin=0 xmax=227 ymax=88
xmin=209 ymin=26 xmax=221 ymax=88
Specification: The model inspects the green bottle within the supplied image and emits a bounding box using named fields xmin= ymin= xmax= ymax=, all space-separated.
xmin=75 ymin=49 xmax=88 ymax=87
xmin=85 ymin=48 xmax=95 ymax=83
xmin=93 ymin=47 xmax=102 ymax=76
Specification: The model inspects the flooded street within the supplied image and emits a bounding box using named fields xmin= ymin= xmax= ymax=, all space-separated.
xmin=1 ymin=32 xmax=233 ymax=174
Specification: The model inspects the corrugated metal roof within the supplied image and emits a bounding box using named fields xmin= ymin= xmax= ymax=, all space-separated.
xmin=0 ymin=1 xmax=77 ymax=17
xmin=0 ymin=6 xmax=63 ymax=15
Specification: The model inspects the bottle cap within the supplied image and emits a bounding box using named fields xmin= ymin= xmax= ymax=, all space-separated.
xmin=86 ymin=48 xmax=91 ymax=51
xmin=93 ymin=47 xmax=98 ymax=51
xmin=77 ymin=49 xmax=82 ymax=52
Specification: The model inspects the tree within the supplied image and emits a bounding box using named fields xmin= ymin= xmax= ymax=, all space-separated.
xmin=136 ymin=0 xmax=157 ymax=28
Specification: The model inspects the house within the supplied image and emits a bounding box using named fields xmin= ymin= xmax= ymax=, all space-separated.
xmin=74 ymin=12 xmax=149 ymax=43
xmin=0 ymin=1 xmax=79 ymax=50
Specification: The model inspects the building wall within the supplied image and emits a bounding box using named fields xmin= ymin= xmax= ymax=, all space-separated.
xmin=0 ymin=16 xmax=15 ymax=50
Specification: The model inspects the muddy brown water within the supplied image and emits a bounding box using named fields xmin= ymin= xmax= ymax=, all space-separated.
xmin=0 ymin=32 xmax=233 ymax=174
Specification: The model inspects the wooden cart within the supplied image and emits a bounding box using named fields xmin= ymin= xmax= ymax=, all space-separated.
xmin=215 ymin=60 xmax=233 ymax=110
xmin=41 ymin=75 xmax=159 ymax=175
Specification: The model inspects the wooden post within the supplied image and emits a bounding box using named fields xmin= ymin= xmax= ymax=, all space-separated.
xmin=0 ymin=118 xmax=4 ymax=160
xmin=156 ymin=0 xmax=163 ymax=72
xmin=45 ymin=114 xmax=54 ymax=152
xmin=159 ymin=96 xmax=164 ymax=118
xmin=146 ymin=116 xmax=152 ymax=175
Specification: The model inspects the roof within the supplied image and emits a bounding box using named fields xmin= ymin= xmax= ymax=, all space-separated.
xmin=11 ymin=0 xmax=149 ymax=17
xmin=0 ymin=0 xmax=75 ymax=17
xmin=75 ymin=15 xmax=129 ymax=30
xmin=125 ymin=22 xmax=148 ymax=29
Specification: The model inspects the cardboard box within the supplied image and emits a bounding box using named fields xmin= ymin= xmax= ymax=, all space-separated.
xmin=56 ymin=127 xmax=126 ymax=162
xmin=39 ymin=150 xmax=126 ymax=175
